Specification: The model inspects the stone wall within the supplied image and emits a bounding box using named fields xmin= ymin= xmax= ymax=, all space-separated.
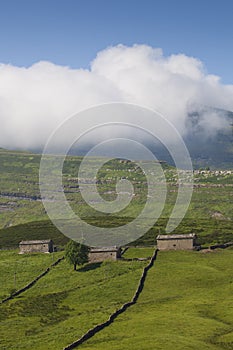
xmin=89 ymin=247 xmax=121 ymax=263
xmin=19 ymin=241 xmax=53 ymax=254
xmin=89 ymin=251 xmax=118 ymax=263
xmin=63 ymin=249 xmax=158 ymax=350
xmin=1 ymin=256 xmax=64 ymax=304
xmin=157 ymin=238 xmax=194 ymax=250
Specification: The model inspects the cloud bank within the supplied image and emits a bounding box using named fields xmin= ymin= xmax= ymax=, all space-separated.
xmin=0 ymin=44 xmax=232 ymax=150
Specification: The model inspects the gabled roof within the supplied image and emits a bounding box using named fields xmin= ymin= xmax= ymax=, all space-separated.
xmin=157 ymin=234 xmax=196 ymax=240
xmin=19 ymin=240 xmax=53 ymax=245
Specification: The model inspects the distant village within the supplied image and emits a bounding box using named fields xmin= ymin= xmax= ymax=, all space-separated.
xmin=194 ymin=169 xmax=233 ymax=176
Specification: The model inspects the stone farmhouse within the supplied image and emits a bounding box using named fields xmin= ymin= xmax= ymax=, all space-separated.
xmin=89 ymin=246 xmax=122 ymax=263
xmin=156 ymin=234 xmax=197 ymax=251
xmin=19 ymin=239 xmax=54 ymax=254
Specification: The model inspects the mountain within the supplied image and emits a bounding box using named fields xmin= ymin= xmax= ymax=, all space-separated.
xmin=146 ymin=107 xmax=233 ymax=169
xmin=1 ymin=107 xmax=232 ymax=170
xmin=185 ymin=108 xmax=233 ymax=169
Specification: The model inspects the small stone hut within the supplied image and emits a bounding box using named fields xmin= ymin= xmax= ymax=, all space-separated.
xmin=89 ymin=246 xmax=121 ymax=263
xmin=157 ymin=234 xmax=197 ymax=251
xmin=19 ymin=239 xmax=54 ymax=254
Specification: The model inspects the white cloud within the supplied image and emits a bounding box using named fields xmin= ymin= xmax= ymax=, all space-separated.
xmin=0 ymin=44 xmax=232 ymax=150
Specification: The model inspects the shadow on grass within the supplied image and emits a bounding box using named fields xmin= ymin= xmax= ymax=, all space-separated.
xmin=78 ymin=262 xmax=102 ymax=272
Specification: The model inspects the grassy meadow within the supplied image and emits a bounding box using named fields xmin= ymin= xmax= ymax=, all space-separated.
xmin=0 ymin=248 xmax=233 ymax=349
xmin=78 ymin=249 xmax=233 ymax=350
xmin=0 ymin=249 xmax=64 ymax=299
xmin=0 ymin=248 xmax=148 ymax=350
xmin=0 ymin=149 xmax=232 ymax=348
xmin=0 ymin=148 xmax=232 ymax=248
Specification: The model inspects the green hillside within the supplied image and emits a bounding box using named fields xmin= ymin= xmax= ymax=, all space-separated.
xmin=0 ymin=248 xmax=232 ymax=349
xmin=79 ymin=249 xmax=233 ymax=350
xmin=0 ymin=248 xmax=148 ymax=350
xmin=0 ymin=221 xmax=69 ymax=249
xmin=0 ymin=148 xmax=232 ymax=247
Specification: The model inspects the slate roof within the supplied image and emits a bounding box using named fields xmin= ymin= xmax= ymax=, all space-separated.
xmin=157 ymin=234 xmax=196 ymax=240
xmin=19 ymin=240 xmax=53 ymax=245
xmin=90 ymin=246 xmax=120 ymax=253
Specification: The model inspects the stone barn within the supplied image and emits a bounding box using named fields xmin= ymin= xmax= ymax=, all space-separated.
xmin=156 ymin=234 xmax=197 ymax=251
xmin=89 ymin=246 xmax=121 ymax=263
xmin=19 ymin=240 xmax=54 ymax=254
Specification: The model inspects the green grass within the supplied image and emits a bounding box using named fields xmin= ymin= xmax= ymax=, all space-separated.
xmin=0 ymin=248 xmax=233 ymax=349
xmin=0 ymin=250 xmax=64 ymax=300
xmin=0 ymin=249 xmax=146 ymax=350
xmin=0 ymin=220 xmax=69 ymax=249
xmin=123 ymin=247 xmax=154 ymax=259
xmin=78 ymin=249 xmax=233 ymax=350
xmin=0 ymin=149 xmax=232 ymax=247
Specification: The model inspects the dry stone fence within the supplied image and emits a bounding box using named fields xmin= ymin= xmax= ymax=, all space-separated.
xmin=0 ymin=256 xmax=64 ymax=304
xmin=63 ymin=249 xmax=158 ymax=350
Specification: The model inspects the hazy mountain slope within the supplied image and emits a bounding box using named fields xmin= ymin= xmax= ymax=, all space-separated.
xmin=185 ymin=108 xmax=233 ymax=169
xmin=147 ymin=108 xmax=233 ymax=169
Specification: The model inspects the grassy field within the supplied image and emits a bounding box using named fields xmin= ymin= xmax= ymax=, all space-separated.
xmin=0 ymin=221 xmax=69 ymax=249
xmin=0 ymin=248 xmax=233 ymax=350
xmin=79 ymin=249 xmax=233 ymax=350
xmin=0 ymin=149 xmax=232 ymax=248
xmin=0 ymin=248 xmax=148 ymax=350
xmin=0 ymin=250 xmax=64 ymax=299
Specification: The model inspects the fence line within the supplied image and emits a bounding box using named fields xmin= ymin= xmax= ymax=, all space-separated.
xmin=0 ymin=256 xmax=64 ymax=304
xmin=63 ymin=249 xmax=158 ymax=350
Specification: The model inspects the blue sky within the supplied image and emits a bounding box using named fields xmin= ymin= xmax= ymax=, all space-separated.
xmin=0 ymin=0 xmax=233 ymax=83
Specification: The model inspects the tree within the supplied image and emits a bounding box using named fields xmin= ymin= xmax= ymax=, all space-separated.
xmin=65 ymin=240 xmax=90 ymax=271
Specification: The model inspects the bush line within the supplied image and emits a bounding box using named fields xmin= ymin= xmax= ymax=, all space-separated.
xmin=63 ymin=249 xmax=158 ymax=350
